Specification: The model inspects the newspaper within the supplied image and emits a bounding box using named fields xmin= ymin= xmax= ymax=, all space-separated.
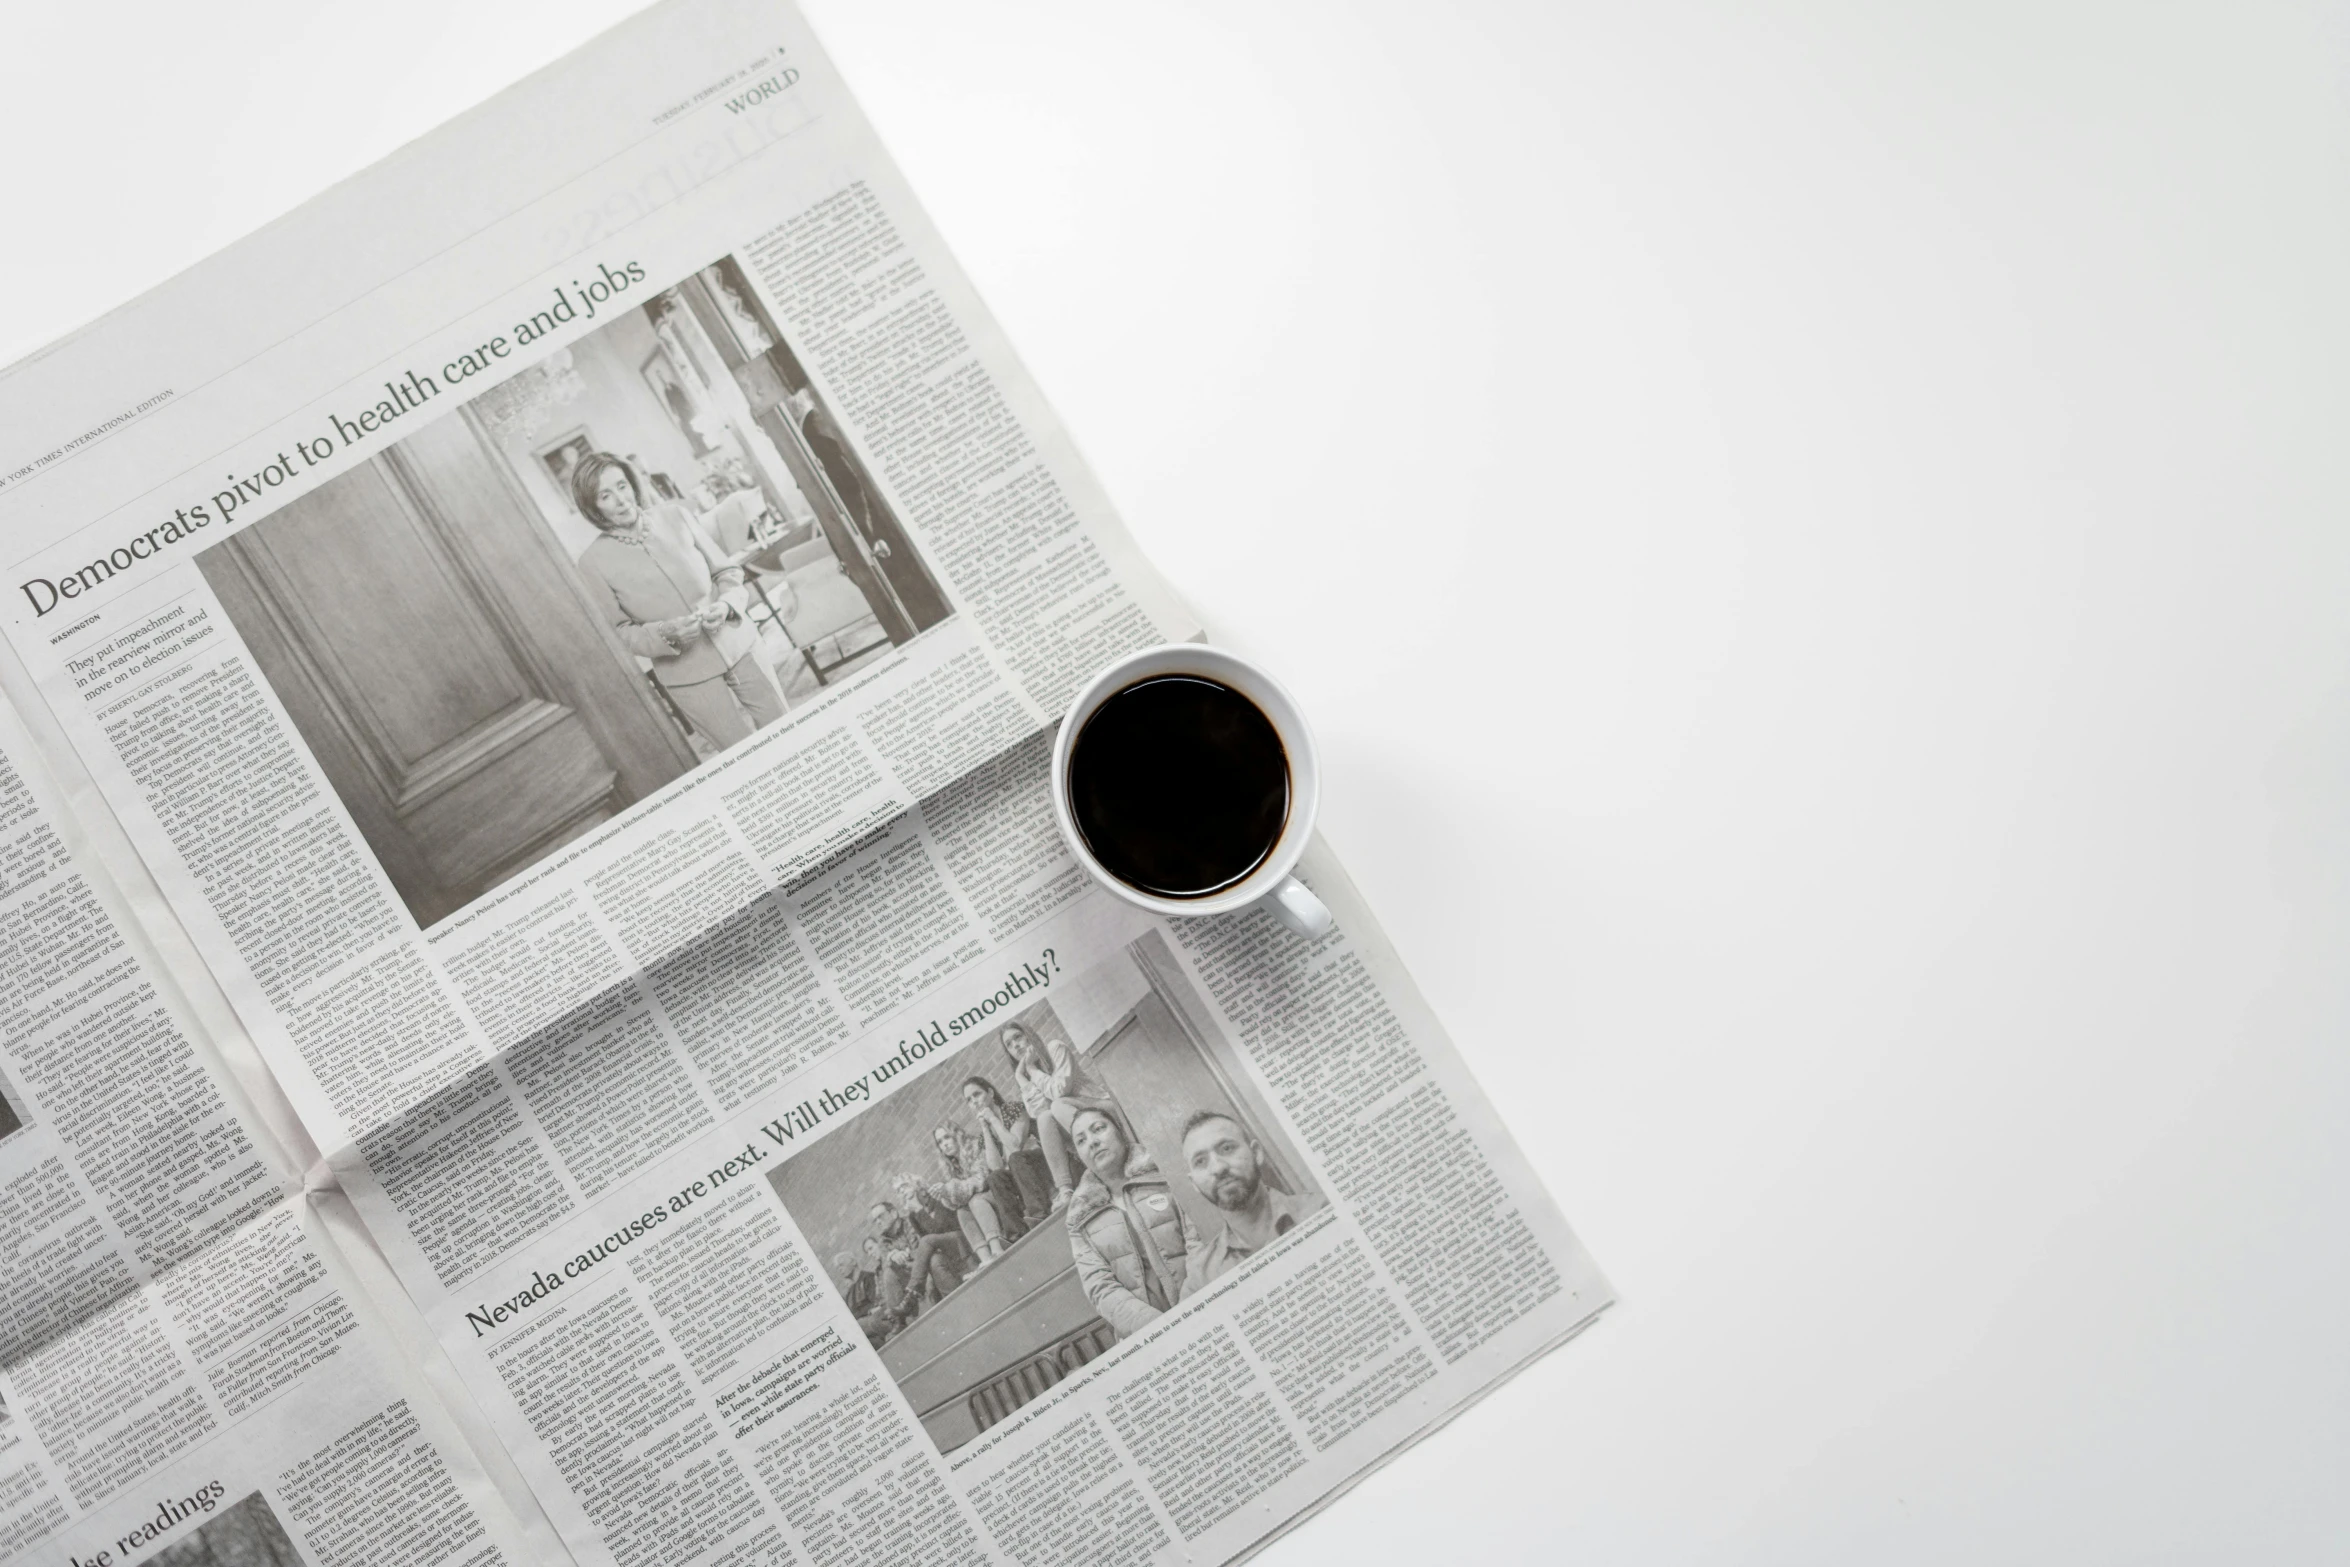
xmin=0 ymin=694 xmax=561 ymax=1567
xmin=0 ymin=1 xmax=1613 ymax=1564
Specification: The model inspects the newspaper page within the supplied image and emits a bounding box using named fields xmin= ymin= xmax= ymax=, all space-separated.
xmin=0 ymin=1 xmax=1615 ymax=1564
xmin=0 ymin=693 xmax=562 ymax=1567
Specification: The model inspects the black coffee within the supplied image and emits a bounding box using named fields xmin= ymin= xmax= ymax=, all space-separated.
xmin=1068 ymin=675 xmax=1289 ymax=898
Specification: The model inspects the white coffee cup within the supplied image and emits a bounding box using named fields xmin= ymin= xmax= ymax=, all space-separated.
xmin=1050 ymin=643 xmax=1334 ymax=939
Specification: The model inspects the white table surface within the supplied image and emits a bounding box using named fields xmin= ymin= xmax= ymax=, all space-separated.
xmin=6 ymin=3 xmax=2345 ymax=1561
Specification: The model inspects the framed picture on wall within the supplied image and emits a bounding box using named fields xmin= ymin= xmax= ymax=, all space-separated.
xmin=533 ymin=425 xmax=598 ymax=509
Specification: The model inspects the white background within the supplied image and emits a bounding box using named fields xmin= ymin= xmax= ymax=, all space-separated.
xmin=5 ymin=3 xmax=2346 ymax=1562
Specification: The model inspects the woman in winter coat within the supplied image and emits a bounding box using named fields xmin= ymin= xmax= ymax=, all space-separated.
xmin=1061 ymin=1105 xmax=1198 ymax=1339
xmin=1000 ymin=1021 xmax=1118 ymax=1208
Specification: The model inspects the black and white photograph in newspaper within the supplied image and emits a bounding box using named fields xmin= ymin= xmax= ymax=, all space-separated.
xmin=0 ymin=1070 xmax=25 ymax=1146
xmin=766 ymin=928 xmax=1325 ymax=1454
xmin=147 ymin=1492 xmax=309 ymax=1567
xmin=194 ymin=252 xmax=953 ymax=926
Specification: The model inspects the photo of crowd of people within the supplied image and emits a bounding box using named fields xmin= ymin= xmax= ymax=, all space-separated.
xmin=768 ymin=933 xmax=1326 ymax=1452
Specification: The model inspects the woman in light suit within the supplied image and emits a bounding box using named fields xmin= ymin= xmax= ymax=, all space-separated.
xmin=570 ymin=452 xmax=785 ymax=748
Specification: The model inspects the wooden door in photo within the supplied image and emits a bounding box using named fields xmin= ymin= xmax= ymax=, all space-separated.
xmin=199 ymin=411 xmax=696 ymax=925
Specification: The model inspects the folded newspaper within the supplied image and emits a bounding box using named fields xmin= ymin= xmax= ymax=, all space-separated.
xmin=0 ymin=3 xmax=1612 ymax=1563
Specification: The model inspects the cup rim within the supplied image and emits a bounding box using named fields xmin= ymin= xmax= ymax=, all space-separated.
xmin=1050 ymin=643 xmax=1319 ymax=918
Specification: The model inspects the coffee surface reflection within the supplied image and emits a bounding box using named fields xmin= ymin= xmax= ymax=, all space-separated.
xmin=1067 ymin=674 xmax=1290 ymax=898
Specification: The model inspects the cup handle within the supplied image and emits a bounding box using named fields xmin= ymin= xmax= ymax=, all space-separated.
xmin=1266 ymin=874 xmax=1334 ymax=939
